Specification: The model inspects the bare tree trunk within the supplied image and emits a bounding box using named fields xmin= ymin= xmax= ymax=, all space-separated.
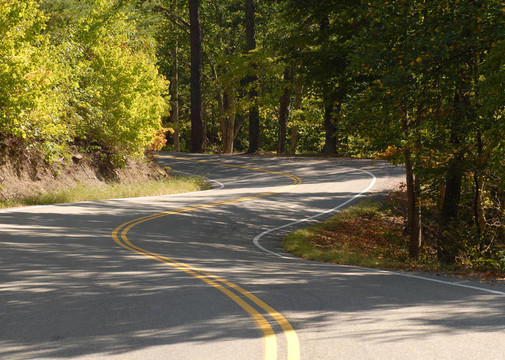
xmin=474 ymin=133 xmax=486 ymax=234
xmin=474 ymin=172 xmax=486 ymax=234
xmin=171 ymin=37 xmax=180 ymax=152
xmin=234 ymin=113 xmax=246 ymax=140
xmin=439 ymin=157 xmax=463 ymax=263
xmin=277 ymin=67 xmax=294 ymax=155
xmin=401 ymin=111 xmax=421 ymax=259
xmin=323 ymin=101 xmax=337 ymax=154
xmin=289 ymin=126 xmax=298 ymax=155
xmin=189 ymin=0 xmax=204 ymax=153
xmin=404 ymin=148 xmax=421 ymax=258
xmin=289 ymin=82 xmax=303 ymax=155
xmin=320 ymin=15 xmax=337 ymax=155
xmin=202 ymin=92 xmax=207 ymax=149
xmin=441 ymin=161 xmax=463 ymax=226
xmin=440 ymin=91 xmax=467 ymax=225
xmin=247 ymin=103 xmax=260 ymax=153
xmin=245 ymin=0 xmax=256 ymax=53
xmin=439 ymin=91 xmax=467 ymax=263
xmin=439 ymin=182 xmax=446 ymax=209
xmin=218 ymin=92 xmax=224 ymax=137
xmin=222 ymin=92 xmax=235 ymax=154
xmin=245 ymin=0 xmax=259 ymax=153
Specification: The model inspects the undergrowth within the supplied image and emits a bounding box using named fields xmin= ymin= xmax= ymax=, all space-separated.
xmin=283 ymin=194 xmax=505 ymax=278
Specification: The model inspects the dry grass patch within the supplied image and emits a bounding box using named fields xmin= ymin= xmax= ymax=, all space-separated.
xmin=284 ymin=199 xmax=409 ymax=268
xmin=283 ymin=195 xmax=505 ymax=286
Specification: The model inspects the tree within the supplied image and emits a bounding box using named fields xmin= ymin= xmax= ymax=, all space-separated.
xmin=274 ymin=0 xmax=356 ymax=155
xmin=346 ymin=0 xmax=430 ymax=258
xmin=245 ymin=0 xmax=260 ymax=153
xmin=205 ymin=1 xmax=244 ymax=154
xmin=189 ymin=0 xmax=204 ymax=153
xmin=0 ymin=0 xmax=70 ymax=158
xmin=277 ymin=66 xmax=294 ymax=154
xmin=346 ymin=0 xmax=505 ymax=261
xmin=38 ymin=0 xmax=168 ymax=163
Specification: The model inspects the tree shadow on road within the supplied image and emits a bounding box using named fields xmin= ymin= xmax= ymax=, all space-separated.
xmin=1 ymin=155 xmax=503 ymax=359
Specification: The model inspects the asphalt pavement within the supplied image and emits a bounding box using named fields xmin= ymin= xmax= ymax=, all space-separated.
xmin=1 ymin=153 xmax=504 ymax=360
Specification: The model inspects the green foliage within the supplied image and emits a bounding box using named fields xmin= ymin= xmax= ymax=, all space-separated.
xmin=1 ymin=0 xmax=169 ymax=164
xmin=478 ymin=40 xmax=505 ymax=179
xmin=338 ymin=0 xmax=505 ymax=263
xmin=75 ymin=19 xmax=168 ymax=159
xmin=0 ymin=1 xmax=70 ymax=153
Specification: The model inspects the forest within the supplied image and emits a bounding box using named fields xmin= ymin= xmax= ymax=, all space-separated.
xmin=2 ymin=0 xmax=505 ymax=268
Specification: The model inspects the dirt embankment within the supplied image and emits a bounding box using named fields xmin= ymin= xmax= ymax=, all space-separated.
xmin=0 ymin=146 xmax=168 ymax=202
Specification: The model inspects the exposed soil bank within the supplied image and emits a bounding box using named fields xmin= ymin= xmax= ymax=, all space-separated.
xmin=0 ymin=147 xmax=168 ymax=203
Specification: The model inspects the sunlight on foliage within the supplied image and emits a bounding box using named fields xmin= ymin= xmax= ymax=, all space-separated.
xmin=1 ymin=0 xmax=169 ymax=163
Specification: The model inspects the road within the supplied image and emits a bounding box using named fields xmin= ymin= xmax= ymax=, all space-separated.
xmin=1 ymin=153 xmax=504 ymax=359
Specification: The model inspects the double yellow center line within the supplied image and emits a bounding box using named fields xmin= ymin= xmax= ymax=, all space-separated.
xmin=111 ymin=156 xmax=301 ymax=360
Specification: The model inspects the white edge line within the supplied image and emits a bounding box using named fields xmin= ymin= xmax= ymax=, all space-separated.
xmin=334 ymin=263 xmax=505 ymax=296
xmin=171 ymin=170 xmax=225 ymax=190
xmin=252 ymin=167 xmax=505 ymax=297
xmin=253 ymin=167 xmax=376 ymax=258
xmin=397 ymin=272 xmax=505 ymax=296
xmin=0 ymin=171 xmax=223 ymax=214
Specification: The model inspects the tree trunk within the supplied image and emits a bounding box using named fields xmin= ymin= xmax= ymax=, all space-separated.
xmin=202 ymin=92 xmax=207 ymax=149
xmin=323 ymin=102 xmax=337 ymax=154
xmin=277 ymin=67 xmax=294 ymax=155
xmin=401 ymin=111 xmax=421 ymax=259
xmin=289 ymin=82 xmax=303 ymax=155
xmin=441 ymin=162 xmax=463 ymax=226
xmin=404 ymin=148 xmax=421 ymax=258
xmin=234 ymin=113 xmax=246 ymax=140
xmin=217 ymin=91 xmax=224 ymax=143
xmin=439 ymin=91 xmax=467 ymax=263
xmin=474 ymin=172 xmax=486 ymax=234
xmin=289 ymin=126 xmax=298 ymax=155
xmin=440 ymin=92 xmax=466 ymax=226
xmin=247 ymin=103 xmax=260 ymax=153
xmin=171 ymin=37 xmax=180 ymax=152
xmin=474 ymin=132 xmax=486 ymax=234
xmin=245 ymin=0 xmax=256 ymax=52
xmin=222 ymin=92 xmax=235 ymax=154
xmin=189 ymin=0 xmax=204 ymax=153
xmin=438 ymin=156 xmax=464 ymax=263
xmin=245 ymin=0 xmax=259 ymax=153
xmin=319 ymin=15 xmax=336 ymax=155
xmin=439 ymin=182 xmax=446 ymax=210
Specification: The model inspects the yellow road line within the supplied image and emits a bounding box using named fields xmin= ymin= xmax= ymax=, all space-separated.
xmin=111 ymin=156 xmax=301 ymax=360
xmin=159 ymin=155 xmax=302 ymax=184
xmin=112 ymin=231 xmax=277 ymax=359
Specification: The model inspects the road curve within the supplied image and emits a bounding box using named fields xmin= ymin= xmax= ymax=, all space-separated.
xmin=1 ymin=153 xmax=504 ymax=360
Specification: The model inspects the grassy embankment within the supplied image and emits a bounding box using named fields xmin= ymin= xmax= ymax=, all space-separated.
xmin=0 ymin=174 xmax=210 ymax=209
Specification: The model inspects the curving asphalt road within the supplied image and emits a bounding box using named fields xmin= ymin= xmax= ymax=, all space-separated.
xmin=1 ymin=153 xmax=504 ymax=360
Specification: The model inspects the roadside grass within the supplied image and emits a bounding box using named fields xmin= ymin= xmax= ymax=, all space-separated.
xmin=0 ymin=174 xmax=211 ymax=208
xmin=283 ymin=192 xmax=490 ymax=277
xmin=283 ymin=196 xmax=446 ymax=271
xmin=283 ymin=195 xmax=505 ymax=281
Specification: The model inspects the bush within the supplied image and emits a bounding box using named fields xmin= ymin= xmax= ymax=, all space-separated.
xmin=75 ymin=20 xmax=169 ymax=162
xmin=0 ymin=1 xmax=70 ymax=154
xmin=1 ymin=0 xmax=169 ymax=165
